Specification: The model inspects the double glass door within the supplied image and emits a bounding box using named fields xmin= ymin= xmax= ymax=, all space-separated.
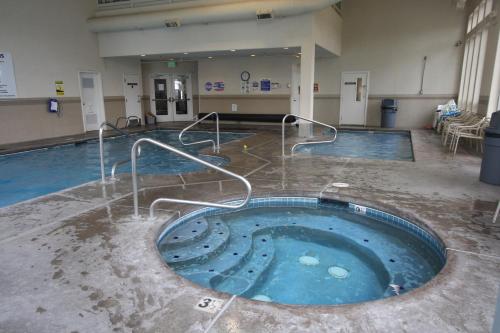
xmin=150 ymin=74 xmax=193 ymax=122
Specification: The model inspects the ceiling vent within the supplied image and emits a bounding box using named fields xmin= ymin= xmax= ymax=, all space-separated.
xmin=165 ymin=19 xmax=181 ymax=28
xmin=256 ymin=9 xmax=274 ymax=22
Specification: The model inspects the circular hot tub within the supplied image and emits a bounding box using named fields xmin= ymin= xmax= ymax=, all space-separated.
xmin=157 ymin=197 xmax=446 ymax=306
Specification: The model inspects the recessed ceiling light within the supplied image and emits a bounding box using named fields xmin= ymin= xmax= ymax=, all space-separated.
xmin=283 ymin=47 xmax=289 ymax=50
xmin=230 ymin=49 xmax=236 ymax=52
xmin=295 ymin=55 xmax=300 ymax=58
xmin=183 ymin=52 xmax=189 ymax=55
xmin=169 ymin=58 xmax=175 ymax=61
xmin=140 ymin=54 xmax=146 ymax=57
xmin=250 ymin=54 xmax=256 ymax=57
xmin=208 ymin=56 xmax=213 ymax=59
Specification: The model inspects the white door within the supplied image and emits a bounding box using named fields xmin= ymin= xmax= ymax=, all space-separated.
xmin=290 ymin=64 xmax=300 ymax=117
xmin=340 ymin=72 xmax=369 ymax=126
xmin=150 ymin=74 xmax=194 ymax=122
xmin=79 ymin=72 xmax=105 ymax=132
xmin=123 ymin=73 xmax=143 ymax=122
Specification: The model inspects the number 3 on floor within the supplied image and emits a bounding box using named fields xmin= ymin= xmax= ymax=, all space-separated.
xmin=194 ymin=297 xmax=225 ymax=313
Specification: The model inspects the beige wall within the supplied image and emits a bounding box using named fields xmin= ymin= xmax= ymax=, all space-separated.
xmin=0 ymin=98 xmax=125 ymax=145
xmin=0 ymin=0 xmax=140 ymax=144
xmin=198 ymin=56 xmax=297 ymax=96
xmin=197 ymin=0 xmax=466 ymax=128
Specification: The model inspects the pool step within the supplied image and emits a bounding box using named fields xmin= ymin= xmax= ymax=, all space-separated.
xmin=176 ymin=218 xmax=256 ymax=288
xmin=160 ymin=220 xmax=230 ymax=268
xmin=212 ymin=234 xmax=275 ymax=296
xmin=158 ymin=218 xmax=209 ymax=251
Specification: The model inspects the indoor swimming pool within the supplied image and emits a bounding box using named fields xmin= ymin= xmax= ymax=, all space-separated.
xmin=0 ymin=130 xmax=251 ymax=207
xmin=157 ymin=197 xmax=446 ymax=306
xmin=296 ymin=130 xmax=414 ymax=161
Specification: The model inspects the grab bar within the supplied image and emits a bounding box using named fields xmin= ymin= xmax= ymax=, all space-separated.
xmin=115 ymin=116 xmax=142 ymax=129
xmin=110 ymin=145 xmax=142 ymax=180
xmin=179 ymin=112 xmax=220 ymax=153
xmin=99 ymin=122 xmax=130 ymax=183
xmin=130 ymin=138 xmax=252 ymax=219
xmin=281 ymin=114 xmax=338 ymax=157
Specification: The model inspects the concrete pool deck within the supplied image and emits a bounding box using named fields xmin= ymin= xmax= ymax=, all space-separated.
xmin=0 ymin=125 xmax=499 ymax=332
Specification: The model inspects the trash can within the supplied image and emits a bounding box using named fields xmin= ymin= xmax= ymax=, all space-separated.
xmin=146 ymin=115 xmax=156 ymax=125
xmin=381 ymin=99 xmax=398 ymax=128
xmin=480 ymin=111 xmax=500 ymax=185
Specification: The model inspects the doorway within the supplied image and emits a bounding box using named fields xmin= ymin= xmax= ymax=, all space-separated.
xmin=340 ymin=71 xmax=369 ymax=126
xmin=150 ymin=74 xmax=193 ymax=122
xmin=78 ymin=71 xmax=106 ymax=132
xmin=123 ymin=73 xmax=143 ymax=122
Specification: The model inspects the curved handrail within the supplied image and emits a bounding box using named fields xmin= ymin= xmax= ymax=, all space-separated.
xmin=116 ymin=116 xmax=142 ymax=129
xmin=281 ymin=114 xmax=338 ymax=157
xmin=130 ymin=137 xmax=252 ymax=219
xmin=115 ymin=116 xmax=128 ymax=128
xmin=179 ymin=112 xmax=220 ymax=153
xmin=110 ymin=145 xmax=142 ymax=180
xmin=99 ymin=122 xmax=130 ymax=183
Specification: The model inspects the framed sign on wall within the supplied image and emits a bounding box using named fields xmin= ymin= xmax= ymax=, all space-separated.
xmin=0 ymin=52 xmax=17 ymax=98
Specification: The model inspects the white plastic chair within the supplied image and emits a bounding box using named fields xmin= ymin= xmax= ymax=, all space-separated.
xmin=449 ymin=118 xmax=488 ymax=156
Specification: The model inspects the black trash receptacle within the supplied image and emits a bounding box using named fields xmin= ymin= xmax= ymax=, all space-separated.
xmin=381 ymin=99 xmax=398 ymax=128
xmin=480 ymin=111 xmax=500 ymax=185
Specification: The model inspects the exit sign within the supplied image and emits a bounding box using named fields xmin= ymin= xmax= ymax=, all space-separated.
xmin=167 ymin=61 xmax=177 ymax=68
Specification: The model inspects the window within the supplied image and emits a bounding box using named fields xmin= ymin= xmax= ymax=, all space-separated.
xmin=458 ymin=0 xmax=493 ymax=114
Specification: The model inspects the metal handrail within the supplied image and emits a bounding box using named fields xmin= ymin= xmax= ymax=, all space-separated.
xmin=179 ymin=112 xmax=220 ymax=153
xmin=116 ymin=116 xmax=142 ymax=129
xmin=281 ymin=114 xmax=338 ymax=157
xmin=99 ymin=122 xmax=130 ymax=183
xmin=131 ymin=137 xmax=252 ymax=219
xmin=110 ymin=145 xmax=142 ymax=180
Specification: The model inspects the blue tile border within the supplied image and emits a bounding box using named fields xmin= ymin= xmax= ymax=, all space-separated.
xmin=157 ymin=196 xmax=447 ymax=265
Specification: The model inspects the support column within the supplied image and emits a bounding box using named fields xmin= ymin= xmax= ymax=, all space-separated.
xmin=487 ymin=29 xmax=500 ymax=118
xmin=299 ymin=40 xmax=316 ymax=137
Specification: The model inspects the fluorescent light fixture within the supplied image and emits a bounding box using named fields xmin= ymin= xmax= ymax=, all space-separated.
xmin=183 ymin=52 xmax=189 ymax=55
xmin=208 ymin=56 xmax=213 ymax=59
xmin=140 ymin=54 xmax=146 ymax=57
xmin=298 ymin=52 xmax=302 ymax=55
xmin=250 ymin=54 xmax=256 ymax=57
xmin=283 ymin=47 xmax=289 ymax=50
xmin=230 ymin=49 xmax=236 ymax=52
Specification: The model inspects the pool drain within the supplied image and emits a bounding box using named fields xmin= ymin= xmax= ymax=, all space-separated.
xmin=299 ymin=256 xmax=319 ymax=266
xmin=328 ymin=266 xmax=349 ymax=279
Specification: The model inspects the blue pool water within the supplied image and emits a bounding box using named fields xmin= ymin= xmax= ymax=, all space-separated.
xmin=296 ymin=130 xmax=414 ymax=161
xmin=158 ymin=198 xmax=445 ymax=306
xmin=0 ymin=130 xmax=250 ymax=208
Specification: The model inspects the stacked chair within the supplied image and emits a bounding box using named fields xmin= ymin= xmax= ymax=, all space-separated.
xmin=438 ymin=111 xmax=490 ymax=157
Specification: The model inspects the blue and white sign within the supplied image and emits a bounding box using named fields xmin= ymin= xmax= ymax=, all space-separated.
xmin=205 ymin=82 xmax=213 ymax=92
xmin=0 ymin=52 xmax=17 ymax=98
xmin=260 ymin=79 xmax=271 ymax=92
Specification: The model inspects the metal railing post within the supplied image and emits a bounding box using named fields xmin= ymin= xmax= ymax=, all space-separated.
xmin=131 ymin=140 xmax=140 ymax=218
xmin=281 ymin=114 xmax=338 ymax=158
xmin=179 ymin=112 xmax=220 ymax=153
xmin=130 ymin=137 xmax=252 ymax=219
xmin=99 ymin=122 xmax=130 ymax=184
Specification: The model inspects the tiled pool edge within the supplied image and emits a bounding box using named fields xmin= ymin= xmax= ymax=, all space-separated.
xmin=156 ymin=196 xmax=447 ymax=266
